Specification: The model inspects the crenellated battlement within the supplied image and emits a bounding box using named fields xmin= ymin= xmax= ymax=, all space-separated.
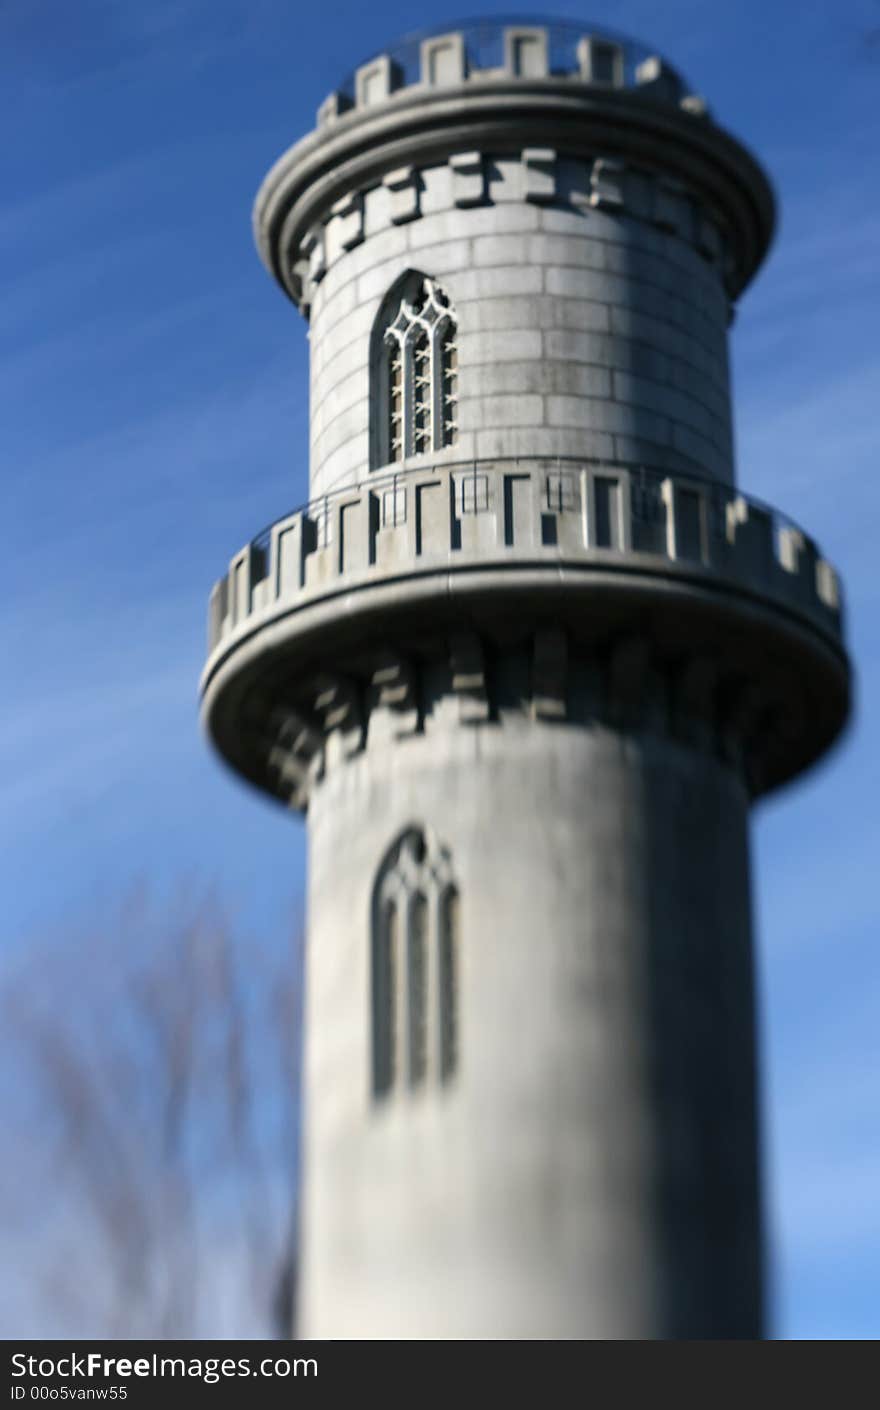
xmin=206 ymin=459 xmax=842 ymax=659
xmin=200 ymin=457 xmax=848 ymax=808
xmin=254 ymin=20 xmax=775 ymax=312
xmin=326 ymin=20 xmax=697 ymax=117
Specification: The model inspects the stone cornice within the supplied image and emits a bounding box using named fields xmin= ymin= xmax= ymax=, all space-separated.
xmin=254 ymin=81 xmax=774 ymax=307
xmin=202 ymin=600 xmax=847 ymax=813
xmin=200 ymin=458 xmax=848 ymax=807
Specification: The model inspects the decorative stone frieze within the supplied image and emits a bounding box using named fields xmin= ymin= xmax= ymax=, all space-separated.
xmin=281 ymin=148 xmax=744 ymax=319
xmin=330 ymin=190 xmax=364 ymax=251
xmin=382 ymin=165 xmax=421 ymax=224
xmin=589 ymin=157 xmax=626 ymax=212
xmin=449 ymin=151 xmax=484 ymax=208
xmin=522 ymin=148 xmax=556 ymax=203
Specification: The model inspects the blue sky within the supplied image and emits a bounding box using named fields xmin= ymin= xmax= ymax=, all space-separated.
xmin=2 ymin=0 xmax=878 ymax=1338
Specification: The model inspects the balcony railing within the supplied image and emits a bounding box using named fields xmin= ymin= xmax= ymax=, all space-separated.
xmin=206 ymin=457 xmax=842 ymax=660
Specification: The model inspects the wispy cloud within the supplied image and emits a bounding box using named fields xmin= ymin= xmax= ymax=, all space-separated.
xmin=2 ymin=0 xmax=274 ymax=90
xmin=0 ymin=665 xmax=195 ymax=836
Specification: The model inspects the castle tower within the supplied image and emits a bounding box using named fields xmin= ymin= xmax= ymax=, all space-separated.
xmin=200 ymin=21 xmax=850 ymax=1339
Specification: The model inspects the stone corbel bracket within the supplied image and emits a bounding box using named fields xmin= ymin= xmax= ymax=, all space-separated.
xmin=215 ymin=613 xmax=841 ymax=812
xmin=254 ymin=53 xmax=774 ymax=313
xmin=201 ymin=458 xmax=848 ymax=811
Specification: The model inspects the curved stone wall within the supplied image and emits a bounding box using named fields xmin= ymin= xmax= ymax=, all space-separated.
xmin=302 ymin=721 xmax=761 ymax=1338
xmin=308 ymin=161 xmax=734 ymax=496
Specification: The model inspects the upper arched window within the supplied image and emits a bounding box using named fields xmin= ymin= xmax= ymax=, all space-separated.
xmin=371 ymin=826 xmax=459 ymax=1100
xmin=371 ymin=273 xmax=458 ymax=469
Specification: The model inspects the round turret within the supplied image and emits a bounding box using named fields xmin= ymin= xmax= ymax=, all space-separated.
xmin=199 ymin=25 xmax=851 ymax=1339
xmin=201 ymin=26 xmax=844 ymax=814
xmin=252 ymin=20 xmax=775 ymax=500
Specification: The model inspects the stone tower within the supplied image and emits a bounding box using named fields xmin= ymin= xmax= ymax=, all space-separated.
xmin=200 ymin=20 xmax=850 ymax=1339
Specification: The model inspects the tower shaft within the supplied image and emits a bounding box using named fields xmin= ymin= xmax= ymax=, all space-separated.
xmin=305 ymin=708 xmax=761 ymax=1338
xmin=201 ymin=21 xmax=850 ymax=1339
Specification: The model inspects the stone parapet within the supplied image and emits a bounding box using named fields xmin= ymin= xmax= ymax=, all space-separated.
xmin=200 ymin=457 xmax=848 ymax=807
xmin=206 ymin=459 xmax=842 ymax=657
xmin=254 ymin=24 xmax=774 ymax=311
xmin=306 ymin=197 xmax=735 ymax=494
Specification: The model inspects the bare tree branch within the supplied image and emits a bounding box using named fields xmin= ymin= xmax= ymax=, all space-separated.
xmin=2 ymin=886 xmax=302 ymax=1339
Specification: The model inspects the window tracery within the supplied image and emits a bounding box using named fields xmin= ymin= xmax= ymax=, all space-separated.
xmin=377 ymin=276 xmax=458 ymax=467
xmin=372 ymin=826 xmax=459 ymax=1099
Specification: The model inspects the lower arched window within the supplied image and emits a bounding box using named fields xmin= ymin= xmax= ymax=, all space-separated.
xmin=371 ymin=827 xmax=459 ymax=1099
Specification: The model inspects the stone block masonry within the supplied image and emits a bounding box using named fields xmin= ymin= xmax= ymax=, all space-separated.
xmin=203 ymin=21 xmax=850 ymax=1340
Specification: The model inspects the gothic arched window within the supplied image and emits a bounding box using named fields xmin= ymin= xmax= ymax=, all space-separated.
xmin=371 ymin=826 xmax=459 ymax=1100
xmin=371 ymin=273 xmax=458 ymax=469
